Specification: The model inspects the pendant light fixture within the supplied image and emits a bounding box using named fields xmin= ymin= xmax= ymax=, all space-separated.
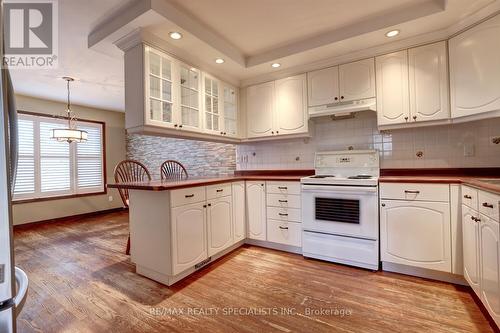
xmin=51 ymin=77 xmax=88 ymax=143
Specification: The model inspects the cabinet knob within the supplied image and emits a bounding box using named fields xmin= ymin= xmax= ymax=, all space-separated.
xmin=207 ymin=203 xmax=212 ymax=207
xmin=340 ymin=96 xmax=344 ymax=100
xmin=179 ymin=124 xmax=183 ymax=128
xmin=224 ymin=132 xmax=227 ymax=135
xmin=334 ymin=97 xmax=338 ymax=101
xmin=203 ymin=205 xmax=207 ymax=208
xmin=276 ymin=131 xmax=279 ymax=134
xmin=404 ymin=117 xmax=408 ymax=121
xmin=220 ymin=131 xmax=224 ymax=135
xmin=381 ymin=203 xmax=386 ymax=207
xmin=413 ymin=116 xmax=417 ymax=121
xmin=174 ymin=124 xmax=178 ymax=127
xmin=271 ymin=131 xmax=274 ymax=135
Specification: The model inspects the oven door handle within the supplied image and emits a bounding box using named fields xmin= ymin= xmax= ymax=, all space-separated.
xmin=301 ymin=185 xmax=378 ymax=193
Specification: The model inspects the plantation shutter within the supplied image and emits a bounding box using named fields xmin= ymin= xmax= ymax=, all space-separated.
xmin=13 ymin=117 xmax=35 ymax=197
xmin=76 ymin=123 xmax=104 ymax=192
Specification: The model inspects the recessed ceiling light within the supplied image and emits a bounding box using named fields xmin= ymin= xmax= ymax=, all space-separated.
xmin=215 ymin=58 xmax=225 ymax=64
xmin=271 ymin=63 xmax=281 ymax=68
xmin=385 ymin=29 xmax=400 ymax=38
xmin=169 ymin=32 xmax=182 ymax=40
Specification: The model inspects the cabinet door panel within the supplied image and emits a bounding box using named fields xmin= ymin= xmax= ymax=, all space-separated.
xmin=380 ymin=200 xmax=451 ymax=272
xmin=409 ymin=41 xmax=449 ymax=122
xmin=246 ymin=82 xmax=274 ymax=138
xmin=376 ymin=50 xmax=410 ymax=126
xmin=479 ymin=215 xmax=500 ymax=325
xmin=246 ymin=181 xmax=266 ymax=240
xmin=339 ymin=58 xmax=375 ymax=102
xmin=207 ymin=197 xmax=233 ymax=256
xmin=275 ymin=74 xmax=308 ymax=135
xmin=307 ymin=66 xmax=339 ymax=107
xmin=462 ymin=205 xmax=480 ymax=295
xmin=171 ymin=202 xmax=207 ymax=275
xmin=450 ymin=14 xmax=500 ymax=118
xmin=232 ymin=182 xmax=246 ymax=243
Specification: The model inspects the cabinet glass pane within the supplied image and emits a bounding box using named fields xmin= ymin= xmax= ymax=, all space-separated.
xmin=162 ymin=102 xmax=172 ymax=122
xmin=189 ymin=71 xmax=198 ymax=89
xmin=205 ymin=114 xmax=212 ymax=129
xmin=213 ymin=82 xmax=218 ymax=97
xmin=224 ymin=87 xmax=235 ymax=104
xmin=162 ymin=80 xmax=172 ymax=101
xmin=150 ymin=76 xmax=160 ymax=99
xmin=205 ymin=77 xmax=211 ymax=95
xmin=205 ymin=95 xmax=211 ymax=112
xmin=150 ymin=99 xmax=162 ymax=121
xmin=213 ymin=97 xmax=218 ymax=114
xmin=181 ymin=87 xmax=198 ymax=109
xmin=182 ymin=107 xmax=199 ymax=127
xmin=162 ymin=58 xmax=171 ymax=80
xmin=149 ymin=53 xmax=160 ymax=76
xmin=225 ymin=118 xmax=236 ymax=134
xmin=224 ymin=103 xmax=236 ymax=120
xmin=213 ymin=115 xmax=219 ymax=131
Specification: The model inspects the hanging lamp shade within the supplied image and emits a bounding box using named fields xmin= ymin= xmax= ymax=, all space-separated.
xmin=50 ymin=77 xmax=88 ymax=143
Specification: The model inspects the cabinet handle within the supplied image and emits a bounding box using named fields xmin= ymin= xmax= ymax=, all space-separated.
xmin=413 ymin=116 xmax=417 ymax=121
xmin=404 ymin=190 xmax=420 ymax=194
xmin=482 ymin=202 xmax=494 ymax=209
xmin=278 ymin=186 xmax=288 ymax=190
xmin=463 ymin=195 xmax=472 ymax=199
xmin=216 ymin=189 xmax=224 ymax=193
xmin=278 ymin=213 xmax=288 ymax=216
xmin=404 ymin=117 xmax=408 ymax=121
xmin=185 ymin=194 xmax=195 ymax=198
xmin=475 ymin=217 xmax=481 ymax=222
xmin=279 ymin=226 xmax=289 ymax=230
xmin=278 ymin=200 xmax=288 ymax=203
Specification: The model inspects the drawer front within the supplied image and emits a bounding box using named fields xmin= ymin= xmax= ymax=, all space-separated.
xmin=267 ymin=220 xmax=302 ymax=247
xmin=461 ymin=185 xmax=478 ymax=210
xmin=171 ymin=186 xmax=206 ymax=207
xmin=380 ymin=183 xmax=449 ymax=202
xmin=266 ymin=181 xmax=301 ymax=195
xmin=267 ymin=207 xmax=301 ymax=223
xmin=206 ymin=183 xmax=232 ymax=200
xmin=267 ymin=193 xmax=301 ymax=209
xmin=479 ymin=190 xmax=500 ymax=222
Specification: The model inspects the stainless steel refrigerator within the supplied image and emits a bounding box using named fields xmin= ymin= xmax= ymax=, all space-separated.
xmin=0 ymin=0 xmax=29 ymax=331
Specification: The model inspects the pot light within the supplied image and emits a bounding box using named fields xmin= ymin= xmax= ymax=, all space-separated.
xmin=271 ymin=63 xmax=281 ymax=68
xmin=385 ymin=29 xmax=400 ymax=38
xmin=215 ymin=58 xmax=225 ymax=64
xmin=169 ymin=32 xmax=182 ymax=40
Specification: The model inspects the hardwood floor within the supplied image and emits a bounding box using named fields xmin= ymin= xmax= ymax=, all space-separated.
xmin=13 ymin=211 xmax=495 ymax=333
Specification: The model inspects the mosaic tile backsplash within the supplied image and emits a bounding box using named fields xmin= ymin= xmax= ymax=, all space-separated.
xmin=237 ymin=112 xmax=500 ymax=170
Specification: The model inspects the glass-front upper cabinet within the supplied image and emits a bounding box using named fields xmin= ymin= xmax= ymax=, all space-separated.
xmin=222 ymin=84 xmax=238 ymax=137
xmin=203 ymin=74 xmax=221 ymax=134
xmin=179 ymin=65 xmax=201 ymax=130
xmin=146 ymin=47 xmax=175 ymax=127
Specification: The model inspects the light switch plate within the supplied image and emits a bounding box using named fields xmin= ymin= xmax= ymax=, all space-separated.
xmin=463 ymin=143 xmax=475 ymax=157
xmin=0 ymin=264 xmax=4 ymax=284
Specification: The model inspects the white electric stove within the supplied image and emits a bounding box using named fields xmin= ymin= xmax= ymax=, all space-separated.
xmin=301 ymin=150 xmax=380 ymax=270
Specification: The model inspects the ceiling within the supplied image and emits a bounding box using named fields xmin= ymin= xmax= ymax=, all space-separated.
xmin=10 ymin=0 xmax=500 ymax=112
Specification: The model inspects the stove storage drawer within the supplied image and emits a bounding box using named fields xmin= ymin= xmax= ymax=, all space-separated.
xmin=267 ymin=193 xmax=301 ymax=209
xmin=380 ymin=183 xmax=449 ymax=202
xmin=266 ymin=181 xmax=301 ymax=195
xmin=267 ymin=220 xmax=302 ymax=247
xmin=267 ymin=207 xmax=301 ymax=223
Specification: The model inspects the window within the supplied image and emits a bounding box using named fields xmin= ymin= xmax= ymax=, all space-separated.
xmin=14 ymin=112 xmax=105 ymax=202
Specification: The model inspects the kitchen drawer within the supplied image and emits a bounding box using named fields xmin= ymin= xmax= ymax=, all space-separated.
xmin=380 ymin=183 xmax=449 ymax=202
xmin=479 ymin=190 xmax=500 ymax=222
xmin=266 ymin=181 xmax=301 ymax=195
xmin=267 ymin=219 xmax=302 ymax=247
xmin=267 ymin=193 xmax=301 ymax=209
xmin=267 ymin=207 xmax=301 ymax=223
xmin=206 ymin=183 xmax=232 ymax=200
xmin=171 ymin=186 xmax=206 ymax=207
xmin=461 ymin=185 xmax=478 ymax=210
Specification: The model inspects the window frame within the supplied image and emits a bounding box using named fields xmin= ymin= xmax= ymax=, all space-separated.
xmin=13 ymin=110 xmax=107 ymax=204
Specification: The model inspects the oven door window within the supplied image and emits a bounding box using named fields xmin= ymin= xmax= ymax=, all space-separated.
xmin=315 ymin=197 xmax=360 ymax=224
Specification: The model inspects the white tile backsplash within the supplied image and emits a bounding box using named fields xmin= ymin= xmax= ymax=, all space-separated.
xmin=236 ymin=112 xmax=500 ymax=170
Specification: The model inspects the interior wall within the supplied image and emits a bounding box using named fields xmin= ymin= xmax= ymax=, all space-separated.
xmin=13 ymin=94 xmax=126 ymax=225
xmin=237 ymin=112 xmax=500 ymax=170
xmin=126 ymin=134 xmax=236 ymax=179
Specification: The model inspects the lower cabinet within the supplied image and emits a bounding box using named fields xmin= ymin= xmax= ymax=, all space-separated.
xmin=462 ymin=205 xmax=481 ymax=294
xmin=267 ymin=220 xmax=301 ymax=247
xmin=232 ymin=181 xmax=246 ymax=243
xmin=479 ymin=214 xmax=500 ymax=325
xmin=246 ymin=181 xmax=267 ymax=240
xmin=380 ymin=199 xmax=451 ymax=272
xmin=171 ymin=201 xmax=208 ymax=275
xmin=207 ymin=196 xmax=233 ymax=256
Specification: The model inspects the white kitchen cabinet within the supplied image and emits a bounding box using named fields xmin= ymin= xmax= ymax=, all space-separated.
xmin=207 ymin=196 xmax=233 ymax=256
xmin=246 ymin=181 xmax=267 ymax=240
xmin=275 ymin=74 xmax=308 ymax=135
xmin=222 ymin=83 xmax=239 ymax=138
xmin=246 ymin=81 xmax=275 ymax=138
xmin=307 ymin=66 xmax=339 ymax=107
xmin=232 ymin=182 xmax=246 ymax=243
xmin=462 ymin=205 xmax=481 ymax=295
xmin=408 ymin=41 xmax=449 ymax=122
xmin=171 ymin=201 xmax=207 ymax=275
xmin=449 ymin=14 xmax=500 ymax=119
xmin=376 ymin=50 xmax=410 ymax=126
xmin=479 ymin=214 xmax=500 ymax=326
xmin=380 ymin=199 xmax=451 ymax=272
xmin=202 ymin=73 xmax=222 ymax=135
xmin=339 ymin=58 xmax=375 ymax=102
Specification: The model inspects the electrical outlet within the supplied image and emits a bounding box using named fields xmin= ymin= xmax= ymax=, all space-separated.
xmin=463 ymin=142 xmax=475 ymax=157
xmin=108 ymin=196 xmax=113 ymax=202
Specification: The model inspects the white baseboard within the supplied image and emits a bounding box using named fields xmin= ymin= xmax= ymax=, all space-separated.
xmin=382 ymin=261 xmax=468 ymax=286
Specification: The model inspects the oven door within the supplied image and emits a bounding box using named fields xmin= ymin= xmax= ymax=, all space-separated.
xmin=301 ymin=184 xmax=379 ymax=240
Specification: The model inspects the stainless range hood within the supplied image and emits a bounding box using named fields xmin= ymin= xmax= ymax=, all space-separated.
xmin=308 ymin=98 xmax=376 ymax=118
